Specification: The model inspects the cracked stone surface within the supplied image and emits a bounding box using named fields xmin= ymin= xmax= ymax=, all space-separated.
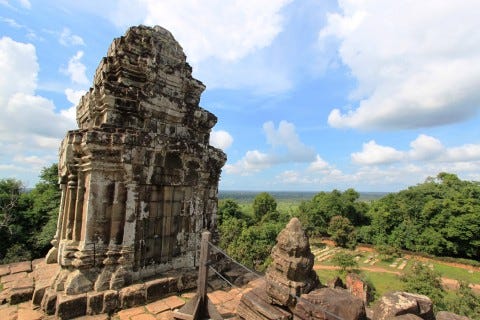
xmin=37 ymin=25 xmax=226 ymax=316
xmin=265 ymin=217 xmax=319 ymax=307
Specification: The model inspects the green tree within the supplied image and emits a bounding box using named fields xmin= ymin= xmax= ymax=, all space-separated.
xmin=400 ymin=262 xmax=445 ymax=308
xmin=298 ymin=189 xmax=368 ymax=236
xmin=328 ymin=215 xmax=357 ymax=249
xmin=218 ymin=199 xmax=244 ymax=224
xmin=218 ymin=216 xmax=247 ymax=251
xmin=252 ymin=192 xmax=277 ymax=222
xmin=366 ymin=172 xmax=480 ymax=259
xmin=0 ymin=178 xmax=30 ymax=262
xmin=444 ymin=281 xmax=480 ymax=318
xmin=331 ymin=252 xmax=358 ymax=274
xmin=226 ymin=220 xmax=283 ymax=271
xmin=0 ymin=164 xmax=60 ymax=263
xmin=27 ymin=164 xmax=61 ymax=255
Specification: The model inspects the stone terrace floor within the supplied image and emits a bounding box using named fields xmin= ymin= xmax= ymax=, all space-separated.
xmin=0 ymin=259 xmax=264 ymax=320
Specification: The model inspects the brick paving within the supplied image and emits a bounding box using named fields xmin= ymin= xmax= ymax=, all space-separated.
xmin=0 ymin=258 xmax=257 ymax=319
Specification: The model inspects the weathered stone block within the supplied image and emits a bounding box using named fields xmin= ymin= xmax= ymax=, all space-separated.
xmin=8 ymin=277 xmax=34 ymax=304
xmin=32 ymin=278 xmax=53 ymax=305
xmin=146 ymin=277 xmax=177 ymax=302
xmin=31 ymin=285 xmax=46 ymax=306
xmin=1 ymin=271 xmax=27 ymax=284
xmin=55 ymin=293 xmax=87 ymax=320
xmin=87 ymin=291 xmax=104 ymax=315
xmin=9 ymin=286 xmax=34 ymax=305
xmin=119 ymin=283 xmax=146 ymax=309
xmin=64 ymin=270 xmax=94 ymax=295
xmin=40 ymin=289 xmax=57 ymax=315
xmin=345 ymin=273 xmax=373 ymax=304
xmin=372 ymin=292 xmax=434 ymax=320
xmin=293 ymin=287 xmax=366 ymax=320
xmin=31 ymin=258 xmax=45 ymax=269
xmin=102 ymin=290 xmax=119 ymax=315
xmin=0 ymin=264 xmax=10 ymax=277
xmin=178 ymin=272 xmax=198 ymax=291
xmin=9 ymin=261 xmax=32 ymax=274
xmin=237 ymin=286 xmax=292 ymax=320
xmin=17 ymin=308 xmax=44 ymax=320
xmin=327 ymin=276 xmax=344 ymax=289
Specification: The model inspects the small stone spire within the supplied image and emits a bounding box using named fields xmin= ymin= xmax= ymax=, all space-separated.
xmin=265 ymin=217 xmax=320 ymax=307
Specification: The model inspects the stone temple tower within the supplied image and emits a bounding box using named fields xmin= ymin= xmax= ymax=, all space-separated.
xmin=46 ymin=25 xmax=226 ymax=296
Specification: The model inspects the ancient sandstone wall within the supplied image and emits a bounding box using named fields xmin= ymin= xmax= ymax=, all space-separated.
xmin=47 ymin=25 xmax=226 ymax=295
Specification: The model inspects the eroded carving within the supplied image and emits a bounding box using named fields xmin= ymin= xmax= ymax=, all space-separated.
xmin=46 ymin=25 xmax=226 ymax=296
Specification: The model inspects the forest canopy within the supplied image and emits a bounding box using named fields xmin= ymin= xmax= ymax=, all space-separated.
xmin=1 ymin=168 xmax=479 ymax=264
xmin=358 ymin=172 xmax=480 ymax=259
xmin=0 ymin=164 xmax=59 ymax=263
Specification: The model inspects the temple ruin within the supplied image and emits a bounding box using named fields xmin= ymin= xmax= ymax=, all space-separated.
xmin=45 ymin=25 xmax=226 ymax=299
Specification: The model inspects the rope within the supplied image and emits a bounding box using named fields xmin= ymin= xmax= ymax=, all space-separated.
xmin=208 ymin=241 xmax=262 ymax=278
xmin=208 ymin=266 xmax=239 ymax=289
xmin=207 ymin=241 xmax=345 ymax=320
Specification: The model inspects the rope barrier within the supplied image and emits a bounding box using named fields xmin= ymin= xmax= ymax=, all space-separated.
xmin=207 ymin=240 xmax=345 ymax=320
xmin=208 ymin=241 xmax=262 ymax=278
xmin=208 ymin=266 xmax=239 ymax=289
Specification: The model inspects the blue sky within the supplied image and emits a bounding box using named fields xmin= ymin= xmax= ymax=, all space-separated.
xmin=1 ymin=0 xmax=480 ymax=192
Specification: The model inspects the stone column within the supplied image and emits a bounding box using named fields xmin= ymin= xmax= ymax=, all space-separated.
xmin=45 ymin=182 xmax=67 ymax=264
xmin=73 ymin=171 xmax=85 ymax=242
xmin=65 ymin=173 xmax=78 ymax=241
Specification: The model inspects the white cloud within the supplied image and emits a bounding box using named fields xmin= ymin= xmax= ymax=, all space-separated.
xmin=63 ymin=51 xmax=89 ymax=85
xmin=59 ymin=28 xmax=85 ymax=46
xmin=18 ymin=0 xmax=30 ymax=9
xmin=225 ymin=120 xmax=316 ymax=175
xmin=408 ymin=134 xmax=444 ymax=160
xmin=64 ymin=88 xmax=85 ymax=106
xmin=62 ymin=88 xmax=86 ymax=124
xmin=112 ymin=0 xmax=292 ymax=64
xmin=307 ymin=155 xmax=331 ymax=173
xmin=352 ymin=140 xmax=404 ymax=165
xmin=224 ymin=150 xmax=272 ymax=175
xmin=109 ymin=0 xmax=293 ymax=94
xmin=444 ymin=144 xmax=480 ymax=162
xmin=0 ymin=17 xmax=22 ymax=28
xmin=276 ymin=160 xmax=344 ymax=187
xmin=351 ymin=134 xmax=480 ymax=167
xmin=263 ymin=121 xmax=315 ymax=161
xmin=321 ymin=0 xmax=480 ymax=130
xmin=0 ymin=37 xmax=37 ymax=104
xmin=0 ymin=0 xmax=30 ymax=9
xmin=0 ymin=37 xmax=76 ymax=180
xmin=210 ymin=130 xmax=233 ymax=150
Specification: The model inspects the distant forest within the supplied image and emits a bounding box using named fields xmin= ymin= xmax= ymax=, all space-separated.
xmin=1 ymin=165 xmax=479 ymax=267
xmin=217 ymin=172 xmax=480 ymax=272
xmin=219 ymin=190 xmax=388 ymax=203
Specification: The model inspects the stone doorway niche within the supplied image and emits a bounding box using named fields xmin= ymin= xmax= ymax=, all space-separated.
xmin=139 ymin=185 xmax=192 ymax=267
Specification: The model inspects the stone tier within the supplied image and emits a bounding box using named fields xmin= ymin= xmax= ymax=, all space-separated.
xmin=265 ymin=218 xmax=319 ymax=307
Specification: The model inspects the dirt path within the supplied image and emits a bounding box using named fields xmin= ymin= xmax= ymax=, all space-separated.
xmin=314 ymin=264 xmax=400 ymax=275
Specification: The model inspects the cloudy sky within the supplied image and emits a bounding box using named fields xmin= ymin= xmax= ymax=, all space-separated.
xmin=1 ymin=0 xmax=480 ymax=191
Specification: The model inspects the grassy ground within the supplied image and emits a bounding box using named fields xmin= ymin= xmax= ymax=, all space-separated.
xmin=313 ymin=243 xmax=480 ymax=305
xmin=229 ymin=195 xmax=480 ymax=304
xmin=432 ymin=262 xmax=480 ymax=284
